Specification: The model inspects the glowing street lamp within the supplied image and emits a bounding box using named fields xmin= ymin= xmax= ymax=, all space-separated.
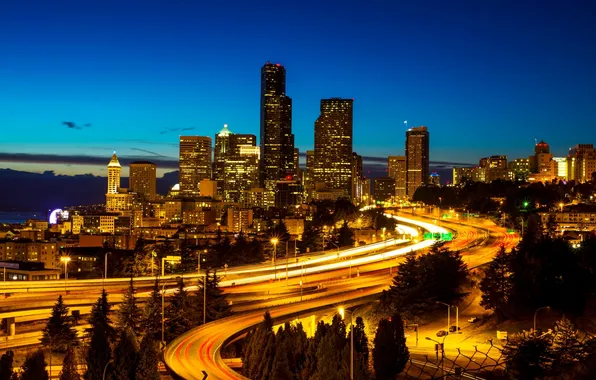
xmin=271 ymin=238 xmax=279 ymax=280
xmin=60 ymin=256 xmax=71 ymax=281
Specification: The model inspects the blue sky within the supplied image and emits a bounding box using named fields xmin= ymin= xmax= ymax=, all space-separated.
xmin=1 ymin=0 xmax=595 ymax=175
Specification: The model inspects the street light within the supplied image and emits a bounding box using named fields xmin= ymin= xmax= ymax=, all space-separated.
xmin=338 ymin=307 xmax=354 ymax=380
xmin=425 ymin=336 xmax=448 ymax=375
xmin=104 ymin=252 xmax=111 ymax=279
xmin=60 ymin=256 xmax=71 ymax=281
xmin=162 ymin=276 xmax=181 ymax=345
xmin=271 ymin=238 xmax=278 ymax=280
xmin=559 ymin=202 xmax=564 ymax=212
xmin=534 ymin=306 xmax=550 ymax=333
xmin=198 ymin=249 xmax=207 ymax=274
xmin=436 ymin=301 xmax=451 ymax=333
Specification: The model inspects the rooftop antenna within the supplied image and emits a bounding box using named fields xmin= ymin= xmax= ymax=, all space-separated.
xmin=534 ymin=137 xmax=538 ymax=145
xmin=404 ymin=120 xmax=408 ymax=129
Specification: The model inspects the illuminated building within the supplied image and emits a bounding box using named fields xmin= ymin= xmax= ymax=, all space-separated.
xmin=479 ymin=155 xmax=509 ymax=182
xmin=199 ymin=179 xmax=218 ymax=198
xmin=275 ymin=179 xmax=303 ymax=208
xmin=129 ymin=161 xmax=156 ymax=200
xmin=528 ymin=141 xmax=557 ymax=182
xmin=294 ymin=148 xmax=300 ymax=178
xmin=362 ymin=178 xmax=371 ymax=204
xmin=553 ymin=157 xmax=567 ymax=180
xmin=304 ymin=150 xmax=315 ymax=201
xmin=213 ymin=124 xmax=232 ymax=196
xmin=260 ymin=62 xmax=294 ymax=191
xmin=243 ymin=188 xmax=267 ymax=208
xmin=227 ymin=208 xmax=253 ymax=233
xmin=567 ymin=144 xmax=596 ymax=183
xmin=107 ymin=152 xmax=121 ymax=194
xmin=388 ymin=156 xmax=406 ymax=197
xmin=223 ymin=134 xmax=259 ymax=203
xmin=429 ymin=173 xmax=440 ymax=186
xmin=374 ymin=177 xmax=396 ymax=203
xmin=352 ymin=153 xmax=363 ymax=203
xmin=313 ymin=98 xmax=354 ymax=198
xmin=179 ymin=136 xmax=212 ymax=197
xmin=508 ymin=158 xmax=530 ymax=181
xmin=405 ymin=126 xmax=429 ymax=198
xmin=0 ymin=241 xmax=60 ymax=270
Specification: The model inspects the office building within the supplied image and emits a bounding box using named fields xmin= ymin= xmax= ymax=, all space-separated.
xmin=179 ymin=136 xmax=212 ymax=197
xmin=275 ymin=180 xmax=303 ymax=208
xmin=352 ymin=153 xmax=363 ymax=203
xmin=388 ymin=156 xmax=406 ymax=197
xmin=553 ymin=157 xmax=567 ymax=180
xmin=313 ymin=98 xmax=354 ymax=198
xmin=429 ymin=173 xmax=440 ymax=186
xmin=213 ymin=124 xmax=232 ymax=196
xmin=129 ymin=161 xmax=156 ymax=200
xmin=107 ymin=152 xmax=121 ymax=194
xmin=260 ymin=62 xmax=294 ymax=190
xmin=405 ymin=126 xmax=429 ymax=198
xmin=374 ymin=177 xmax=396 ymax=203
xmin=509 ymin=158 xmax=530 ymax=181
xmin=304 ymin=150 xmax=315 ymax=201
xmin=479 ymin=155 xmax=509 ymax=182
xmin=567 ymin=144 xmax=596 ymax=183
xmin=223 ymin=134 xmax=259 ymax=203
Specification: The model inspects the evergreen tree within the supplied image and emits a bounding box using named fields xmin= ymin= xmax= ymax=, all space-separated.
xmin=312 ymin=315 xmax=348 ymax=380
xmin=21 ymin=350 xmax=48 ymax=380
xmin=196 ymin=270 xmax=231 ymax=324
xmin=348 ymin=316 xmax=370 ymax=379
xmin=117 ymin=277 xmax=142 ymax=335
xmin=86 ymin=289 xmax=116 ymax=342
xmin=109 ymin=328 xmax=139 ymax=380
xmin=41 ymin=295 xmax=78 ymax=352
xmin=135 ymin=335 xmax=160 ymax=380
xmin=243 ymin=311 xmax=274 ymax=379
xmin=550 ymin=317 xmax=584 ymax=375
xmin=84 ymin=324 xmax=111 ymax=380
xmin=373 ymin=314 xmax=409 ymax=380
xmin=271 ymin=326 xmax=293 ymax=380
xmin=480 ymin=246 xmax=515 ymax=320
xmin=59 ymin=347 xmax=81 ymax=380
xmin=337 ymin=221 xmax=354 ymax=247
xmin=503 ymin=332 xmax=553 ymax=380
xmin=0 ymin=350 xmax=14 ymax=380
xmin=142 ymin=277 xmax=162 ymax=340
xmin=164 ymin=278 xmax=196 ymax=341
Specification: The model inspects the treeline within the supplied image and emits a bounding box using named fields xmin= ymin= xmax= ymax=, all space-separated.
xmin=0 ymin=273 xmax=230 ymax=380
xmin=242 ymin=311 xmax=409 ymax=380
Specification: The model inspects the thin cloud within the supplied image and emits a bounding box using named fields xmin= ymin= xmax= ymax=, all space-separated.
xmin=159 ymin=126 xmax=196 ymax=134
xmin=0 ymin=152 xmax=178 ymax=169
xmin=130 ymin=148 xmax=170 ymax=157
xmin=62 ymin=121 xmax=92 ymax=130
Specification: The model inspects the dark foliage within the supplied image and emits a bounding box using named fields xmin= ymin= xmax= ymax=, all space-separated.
xmin=40 ymin=295 xmax=79 ymax=352
xmin=21 ymin=350 xmax=48 ymax=380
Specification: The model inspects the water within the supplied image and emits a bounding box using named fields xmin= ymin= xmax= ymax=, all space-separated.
xmin=0 ymin=211 xmax=45 ymax=224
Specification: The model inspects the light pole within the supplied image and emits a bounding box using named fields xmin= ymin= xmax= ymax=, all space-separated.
xmin=60 ymin=256 xmax=71 ymax=293
xmin=104 ymin=252 xmax=111 ymax=279
xmin=425 ymin=336 xmax=448 ymax=375
xmin=161 ymin=276 xmax=181 ymax=345
xmin=198 ymin=249 xmax=207 ymax=274
xmin=338 ymin=307 xmax=354 ymax=380
xmin=436 ymin=301 xmax=451 ymax=333
xmin=102 ymin=359 xmax=114 ymax=380
xmin=271 ymin=238 xmax=278 ymax=280
xmin=299 ymin=280 xmax=303 ymax=301
xmin=534 ymin=306 xmax=550 ymax=333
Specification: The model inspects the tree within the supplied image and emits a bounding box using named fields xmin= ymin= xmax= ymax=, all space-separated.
xmin=109 ymin=328 xmax=139 ymax=380
xmin=242 ymin=311 xmax=275 ymax=379
xmin=372 ymin=314 xmax=409 ymax=380
xmin=0 ymin=350 xmax=15 ymax=380
xmin=41 ymin=295 xmax=78 ymax=352
xmin=60 ymin=347 xmax=81 ymax=380
xmin=271 ymin=327 xmax=292 ymax=380
xmin=164 ymin=278 xmax=196 ymax=341
xmin=84 ymin=324 xmax=111 ymax=380
xmin=312 ymin=315 xmax=348 ymax=380
xmin=21 ymin=350 xmax=48 ymax=380
xmin=117 ymin=277 xmax=142 ymax=335
xmin=86 ymin=289 xmax=116 ymax=341
xmin=196 ymin=270 xmax=231 ymax=324
xmin=142 ymin=278 xmax=162 ymax=340
xmin=135 ymin=335 xmax=160 ymax=380
xmin=299 ymin=223 xmax=323 ymax=253
xmin=480 ymin=246 xmax=514 ymax=320
xmin=503 ymin=331 xmax=553 ymax=380
xmin=550 ymin=317 xmax=585 ymax=375
xmin=337 ymin=221 xmax=354 ymax=247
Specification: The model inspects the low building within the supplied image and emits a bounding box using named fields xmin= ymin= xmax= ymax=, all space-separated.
xmin=227 ymin=208 xmax=253 ymax=233
xmin=283 ymin=218 xmax=305 ymax=237
xmin=0 ymin=261 xmax=60 ymax=281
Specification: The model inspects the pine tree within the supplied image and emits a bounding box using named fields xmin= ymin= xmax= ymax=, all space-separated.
xmin=243 ymin=311 xmax=274 ymax=379
xmin=135 ymin=335 xmax=160 ymax=380
xmin=59 ymin=347 xmax=81 ymax=380
xmin=337 ymin=221 xmax=355 ymax=247
xmin=348 ymin=316 xmax=370 ymax=379
xmin=41 ymin=295 xmax=78 ymax=352
xmin=0 ymin=350 xmax=15 ymax=380
xmin=84 ymin=324 xmax=111 ymax=380
xmin=373 ymin=314 xmax=409 ymax=380
xmin=21 ymin=350 xmax=48 ymax=380
xmin=117 ymin=277 xmax=142 ymax=335
xmin=109 ymin=328 xmax=139 ymax=380
xmin=480 ymin=246 xmax=514 ymax=320
xmin=551 ymin=317 xmax=584 ymax=375
xmin=196 ymin=270 xmax=231 ymax=324
xmin=142 ymin=277 xmax=162 ymax=340
xmin=312 ymin=315 xmax=348 ymax=380
xmin=272 ymin=328 xmax=292 ymax=380
xmin=503 ymin=331 xmax=553 ymax=380
xmin=165 ymin=278 xmax=196 ymax=341
xmin=86 ymin=289 xmax=116 ymax=342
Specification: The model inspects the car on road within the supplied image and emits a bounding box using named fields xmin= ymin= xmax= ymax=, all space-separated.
xmin=449 ymin=326 xmax=461 ymax=333
xmin=436 ymin=330 xmax=448 ymax=337
xmin=468 ymin=317 xmax=479 ymax=323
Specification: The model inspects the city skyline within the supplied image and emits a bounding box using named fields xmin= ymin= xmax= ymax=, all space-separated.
xmin=1 ymin=1 xmax=595 ymax=176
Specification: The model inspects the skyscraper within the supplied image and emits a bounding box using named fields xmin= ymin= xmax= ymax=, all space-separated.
xmin=129 ymin=161 xmax=156 ymax=200
xmin=260 ymin=62 xmax=294 ymax=190
xmin=107 ymin=152 xmax=121 ymax=194
xmin=223 ymin=134 xmax=259 ymax=203
xmin=567 ymin=144 xmax=596 ymax=183
xmin=313 ymin=98 xmax=354 ymax=197
xmin=352 ymin=152 xmax=363 ymax=203
xmin=405 ymin=126 xmax=429 ymax=198
xmin=179 ymin=136 xmax=212 ymax=197
xmin=388 ymin=156 xmax=406 ymax=198
xmin=213 ymin=124 xmax=232 ymax=196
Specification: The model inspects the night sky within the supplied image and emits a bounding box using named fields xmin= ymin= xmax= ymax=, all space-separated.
xmin=1 ymin=0 xmax=595 ymax=176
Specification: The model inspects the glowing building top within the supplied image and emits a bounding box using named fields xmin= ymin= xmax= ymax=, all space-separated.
xmin=107 ymin=152 xmax=121 ymax=194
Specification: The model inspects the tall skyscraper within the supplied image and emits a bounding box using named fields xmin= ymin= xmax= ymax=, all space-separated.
xmin=129 ymin=161 xmax=156 ymax=200
xmin=567 ymin=144 xmax=596 ymax=183
xmin=405 ymin=126 xmax=429 ymax=198
xmin=352 ymin=153 xmax=363 ymax=203
xmin=213 ymin=124 xmax=232 ymax=196
xmin=179 ymin=136 xmax=212 ymax=197
xmin=223 ymin=134 xmax=259 ymax=203
xmin=107 ymin=152 xmax=121 ymax=194
xmin=260 ymin=62 xmax=294 ymax=190
xmin=388 ymin=156 xmax=406 ymax=198
xmin=313 ymin=98 xmax=354 ymax=197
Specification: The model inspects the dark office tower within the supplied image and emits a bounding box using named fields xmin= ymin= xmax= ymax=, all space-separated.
xmin=313 ymin=98 xmax=354 ymax=197
xmin=129 ymin=161 xmax=157 ymax=200
xmin=294 ymin=148 xmax=300 ymax=177
xmin=179 ymin=136 xmax=212 ymax=197
xmin=352 ymin=153 xmax=363 ymax=203
xmin=405 ymin=126 xmax=429 ymax=198
xmin=260 ymin=62 xmax=294 ymax=191
xmin=213 ymin=124 xmax=232 ymax=196
xmin=304 ymin=150 xmax=315 ymax=201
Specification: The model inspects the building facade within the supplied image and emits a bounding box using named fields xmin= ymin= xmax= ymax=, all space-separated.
xmin=129 ymin=161 xmax=157 ymax=200
xmin=405 ymin=126 xmax=429 ymax=198
xmin=374 ymin=177 xmax=396 ymax=203
xmin=179 ymin=136 xmax=212 ymax=197
xmin=567 ymin=144 xmax=596 ymax=183
xmin=388 ymin=155 xmax=406 ymax=197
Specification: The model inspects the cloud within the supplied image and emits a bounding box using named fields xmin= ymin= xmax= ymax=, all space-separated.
xmin=0 ymin=152 xmax=178 ymax=169
xmin=130 ymin=148 xmax=170 ymax=157
xmin=62 ymin=121 xmax=92 ymax=130
xmin=159 ymin=126 xmax=196 ymax=134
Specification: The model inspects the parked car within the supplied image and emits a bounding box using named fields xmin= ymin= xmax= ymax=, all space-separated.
xmin=468 ymin=317 xmax=479 ymax=323
xmin=449 ymin=326 xmax=461 ymax=333
xmin=436 ymin=330 xmax=448 ymax=337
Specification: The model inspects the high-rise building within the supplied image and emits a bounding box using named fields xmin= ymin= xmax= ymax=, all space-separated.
xmin=388 ymin=156 xmax=406 ymax=198
xmin=351 ymin=153 xmax=363 ymax=203
xmin=553 ymin=157 xmax=567 ymax=180
xmin=374 ymin=177 xmax=396 ymax=202
xmin=429 ymin=173 xmax=441 ymax=186
xmin=405 ymin=126 xmax=429 ymax=198
xmin=567 ymin=144 xmax=596 ymax=183
xmin=179 ymin=136 xmax=212 ymax=197
xmin=509 ymin=158 xmax=530 ymax=181
xmin=294 ymin=148 xmax=300 ymax=177
xmin=479 ymin=155 xmax=509 ymax=182
xmin=129 ymin=161 xmax=156 ymax=200
xmin=303 ymin=150 xmax=315 ymax=201
xmin=223 ymin=136 xmax=259 ymax=203
xmin=107 ymin=152 xmax=121 ymax=194
xmin=313 ymin=98 xmax=354 ymax=198
xmin=213 ymin=124 xmax=232 ymax=196
xmin=528 ymin=141 xmax=557 ymax=183
xmin=260 ymin=62 xmax=294 ymax=190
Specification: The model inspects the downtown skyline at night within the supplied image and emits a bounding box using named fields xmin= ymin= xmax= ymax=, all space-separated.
xmin=1 ymin=0 xmax=595 ymax=177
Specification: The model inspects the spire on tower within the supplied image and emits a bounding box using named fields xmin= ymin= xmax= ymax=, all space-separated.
xmin=108 ymin=152 xmax=121 ymax=168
